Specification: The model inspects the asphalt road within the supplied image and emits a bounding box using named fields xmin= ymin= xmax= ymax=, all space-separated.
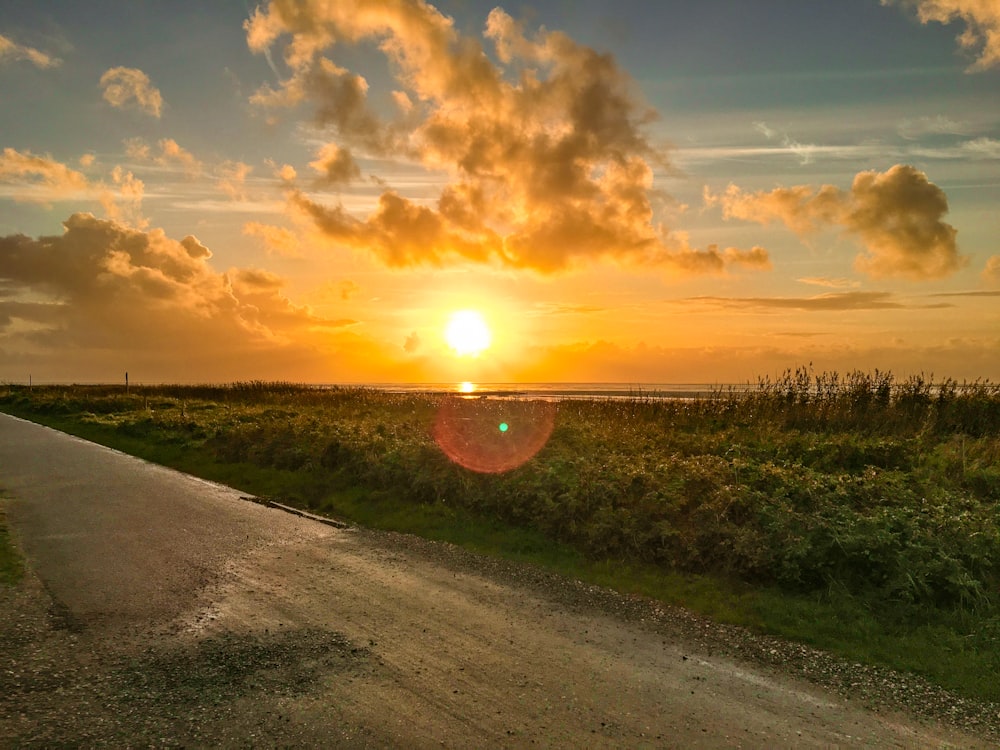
xmin=0 ymin=412 xmax=989 ymax=747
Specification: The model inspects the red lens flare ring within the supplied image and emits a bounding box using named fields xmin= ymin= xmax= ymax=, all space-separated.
xmin=432 ymin=397 xmax=556 ymax=473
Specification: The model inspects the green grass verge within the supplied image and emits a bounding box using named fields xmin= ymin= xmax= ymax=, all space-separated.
xmin=2 ymin=387 xmax=998 ymax=704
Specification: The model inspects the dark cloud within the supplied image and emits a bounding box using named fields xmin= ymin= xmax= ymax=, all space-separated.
xmin=0 ymin=213 xmax=349 ymax=369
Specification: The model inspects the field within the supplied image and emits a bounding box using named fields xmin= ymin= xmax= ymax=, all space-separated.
xmin=2 ymin=368 xmax=999 ymax=702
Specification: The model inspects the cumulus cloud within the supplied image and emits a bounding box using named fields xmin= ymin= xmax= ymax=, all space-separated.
xmin=983 ymin=255 xmax=1000 ymax=285
xmin=247 ymin=1 xmax=766 ymax=275
xmin=100 ymin=67 xmax=164 ymax=117
xmin=0 ymin=33 xmax=61 ymax=68
xmin=707 ymin=164 xmax=966 ymax=281
xmin=884 ymin=0 xmax=1000 ymax=71
xmin=0 ymin=214 xmax=347 ymax=372
xmin=0 ymin=147 xmax=89 ymax=204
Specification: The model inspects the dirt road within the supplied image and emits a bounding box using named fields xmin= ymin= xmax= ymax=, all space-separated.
xmin=0 ymin=412 xmax=991 ymax=747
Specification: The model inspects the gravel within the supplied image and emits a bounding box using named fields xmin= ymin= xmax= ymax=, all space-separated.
xmin=2 ymin=524 xmax=997 ymax=747
xmin=360 ymin=526 xmax=1000 ymax=744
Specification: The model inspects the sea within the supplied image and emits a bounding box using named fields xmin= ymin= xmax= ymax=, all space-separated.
xmin=357 ymin=382 xmax=750 ymax=401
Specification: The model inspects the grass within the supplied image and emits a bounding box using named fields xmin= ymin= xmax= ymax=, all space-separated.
xmin=1 ymin=370 xmax=998 ymax=703
xmin=0 ymin=495 xmax=25 ymax=587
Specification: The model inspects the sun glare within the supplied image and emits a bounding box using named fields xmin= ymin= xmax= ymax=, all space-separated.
xmin=445 ymin=310 xmax=492 ymax=357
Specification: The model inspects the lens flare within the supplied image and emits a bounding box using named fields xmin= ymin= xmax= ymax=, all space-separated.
xmin=433 ymin=398 xmax=556 ymax=473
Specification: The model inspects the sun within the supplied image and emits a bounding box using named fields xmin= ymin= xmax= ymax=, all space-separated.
xmin=445 ymin=310 xmax=492 ymax=357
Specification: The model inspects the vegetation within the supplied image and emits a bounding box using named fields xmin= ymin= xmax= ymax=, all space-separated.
xmin=0 ymin=498 xmax=25 ymax=587
xmin=2 ymin=368 xmax=999 ymax=701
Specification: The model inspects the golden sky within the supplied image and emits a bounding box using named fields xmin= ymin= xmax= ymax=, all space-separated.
xmin=1 ymin=0 xmax=998 ymax=384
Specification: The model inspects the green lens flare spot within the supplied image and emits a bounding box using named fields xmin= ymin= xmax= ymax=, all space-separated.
xmin=498 ymin=422 xmax=509 ymax=432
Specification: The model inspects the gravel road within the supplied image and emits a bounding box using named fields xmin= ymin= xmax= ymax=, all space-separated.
xmin=0 ymin=412 xmax=995 ymax=748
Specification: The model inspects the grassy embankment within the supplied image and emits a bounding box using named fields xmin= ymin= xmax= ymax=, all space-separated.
xmin=1 ymin=369 xmax=998 ymax=702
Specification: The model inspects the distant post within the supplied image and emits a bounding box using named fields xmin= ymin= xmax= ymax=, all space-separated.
xmin=126 ymin=371 xmax=129 ymax=394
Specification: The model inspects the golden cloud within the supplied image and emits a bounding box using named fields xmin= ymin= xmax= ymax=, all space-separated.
xmin=0 ymin=147 xmax=89 ymax=204
xmin=0 ymin=33 xmax=61 ymax=69
xmin=157 ymin=138 xmax=201 ymax=176
xmin=100 ymin=67 xmax=164 ymax=117
xmin=309 ymin=143 xmax=361 ymax=185
xmin=707 ymin=165 xmax=965 ymax=281
xmin=248 ymin=1 xmax=767 ymax=276
xmin=217 ymin=160 xmax=253 ymax=200
xmin=243 ymin=221 xmax=302 ymax=258
xmin=98 ymin=166 xmax=146 ymax=228
xmin=883 ymin=0 xmax=1000 ymax=71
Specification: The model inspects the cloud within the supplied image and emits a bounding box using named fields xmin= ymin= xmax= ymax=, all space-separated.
xmin=687 ymin=291 xmax=946 ymax=311
xmin=247 ymin=1 xmax=765 ymax=275
xmin=797 ymin=277 xmax=862 ymax=289
xmin=0 ymin=213 xmax=349 ymax=375
xmin=0 ymin=148 xmax=89 ymax=204
xmin=124 ymin=137 xmax=151 ymax=161
xmin=983 ymin=255 xmax=1000 ymax=285
xmin=930 ymin=288 xmax=1000 ymax=297
xmin=123 ymin=137 xmax=203 ymax=176
xmin=403 ymin=331 xmax=420 ymax=353
xmin=883 ymin=0 xmax=1000 ymax=71
xmin=0 ymin=148 xmax=149 ymax=227
xmin=752 ymin=121 xmax=819 ymax=165
xmin=98 ymin=166 xmax=146 ymax=228
xmin=338 ymin=280 xmax=360 ymax=300
xmin=959 ymin=137 xmax=1000 ymax=158
xmin=156 ymin=138 xmax=201 ymax=175
xmin=216 ymin=160 xmax=253 ymax=200
xmin=897 ymin=114 xmax=970 ymax=139
xmin=100 ymin=67 xmax=164 ymax=117
xmin=243 ymin=221 xmax=302 ymax=257
xmin=0 ymin=33 xmax=61 ymax=68
xmin=309 ymin=143 xmax=361 ymax=185
xmin=707 ymin=164 xmax=966 ymax=280
xmin=658 ymin=242 xmax=772 ymax=275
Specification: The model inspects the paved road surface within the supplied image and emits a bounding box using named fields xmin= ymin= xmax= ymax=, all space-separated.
xmin=0 ymin=412 xmax=988 ymax=747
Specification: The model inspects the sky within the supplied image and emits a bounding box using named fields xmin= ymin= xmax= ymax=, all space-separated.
xmin=0 ymin=0 xmax=998 ymax=385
